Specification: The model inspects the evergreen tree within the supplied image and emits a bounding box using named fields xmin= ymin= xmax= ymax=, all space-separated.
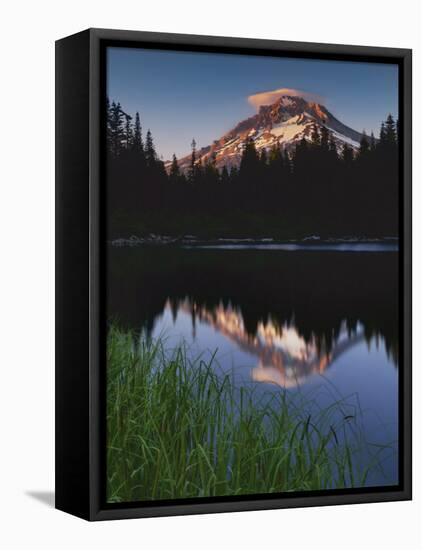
xmin=293 ymin=136 xmax=308 ymax=176
xmin=124 ymin=114 xmax=133 ymax=149
xmin=379 ymin=122 xmax=387 ymax=145
xmin=328 ymin=136 xmax=337 ymax=159
xmin=230 ymin=165 xmax=239 ymax=181
xmin=341 ymin=143 xmax=354 ymax=165
xmin=358 ymin=131 xmax=370 ymax=157
xmin=203 ymin=156 xmax=219 ymax=192
xmin=239 ymin=138 xmax=259 ymax=175
xmin=145 ymin=129 xmax=156 ymax=166
xmin=169 ymin=154 xmax=180 ymax=182
xmin=311 ymin=125 xmax=320 ymax=146
xmin=109 ymin=101 xmax=125 ymax=157
xmin=189 ymin=138 xmax=197 ymax=183
xmin=106 ymin=97 xmax=112 ymax=149
xmin=132 ymin=112 xmax=144 ymax=154
xmin=320 ymin=126 xmax=330 ymax=152
xmin=384 ymin=114 xmax=397 ymax=145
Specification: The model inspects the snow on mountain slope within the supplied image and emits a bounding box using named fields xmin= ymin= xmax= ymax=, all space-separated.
xmin=171 ymin=94 xmax=364 ymax=172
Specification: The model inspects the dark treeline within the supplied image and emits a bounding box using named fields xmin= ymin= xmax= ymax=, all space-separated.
xmin=106 ymin=99 xmax=399 ymax=238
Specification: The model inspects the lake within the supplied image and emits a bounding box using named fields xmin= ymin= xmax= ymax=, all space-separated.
xmin=107 ymin=245 xmax=399 ymax=488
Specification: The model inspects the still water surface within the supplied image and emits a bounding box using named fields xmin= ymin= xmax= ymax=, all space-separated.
xmin=107 ymin=246 xmax=399 ymax=487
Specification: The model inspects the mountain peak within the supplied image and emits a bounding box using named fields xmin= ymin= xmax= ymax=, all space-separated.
xmin=173 ymin=94 xmax=363 ymax=172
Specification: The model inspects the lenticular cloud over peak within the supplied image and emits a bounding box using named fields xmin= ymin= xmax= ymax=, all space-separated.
xmin=247 ymin=87 xmax=325 ymax=109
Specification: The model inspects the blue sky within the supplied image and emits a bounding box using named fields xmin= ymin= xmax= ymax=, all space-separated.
xmin=107 ymin=47 xmax=398 ymax=160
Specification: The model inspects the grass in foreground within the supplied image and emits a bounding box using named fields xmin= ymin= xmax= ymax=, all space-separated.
xmin=107 ymin=325 xmax=374 ymax=503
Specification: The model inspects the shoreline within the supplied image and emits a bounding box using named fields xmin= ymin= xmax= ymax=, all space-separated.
xmin=108 ymin=234 xmax=399 ymax=250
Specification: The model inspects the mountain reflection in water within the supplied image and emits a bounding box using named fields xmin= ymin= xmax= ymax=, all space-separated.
xmin=107 ymin=246 xmax=400 ymax=486
xmin=107 ymin=247 xmax=399 ymax=366
xmin=160 ymin=298 xmax=370 ymax=388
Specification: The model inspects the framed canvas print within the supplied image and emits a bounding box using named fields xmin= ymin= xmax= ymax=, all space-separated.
xmin=55 ymin=28 xmax=412 ymax=521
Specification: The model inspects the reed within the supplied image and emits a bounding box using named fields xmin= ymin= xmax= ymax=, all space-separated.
xmin=107 ymin=324 xmax=374 ymax=503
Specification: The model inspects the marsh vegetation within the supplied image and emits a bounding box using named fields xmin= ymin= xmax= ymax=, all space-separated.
xmin=107 ymin=325 xmax=384 ymax=503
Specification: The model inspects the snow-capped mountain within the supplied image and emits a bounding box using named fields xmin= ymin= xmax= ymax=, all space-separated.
xmin=173 ymin=94 xmax=364 ymax=171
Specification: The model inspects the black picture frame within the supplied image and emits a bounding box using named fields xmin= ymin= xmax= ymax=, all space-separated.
xmin=55 ymin=28 xmax=412 ymax=521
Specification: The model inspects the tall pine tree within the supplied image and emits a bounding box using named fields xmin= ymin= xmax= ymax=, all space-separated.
xmin=132 ymin=112 xmax=144 ymax=154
